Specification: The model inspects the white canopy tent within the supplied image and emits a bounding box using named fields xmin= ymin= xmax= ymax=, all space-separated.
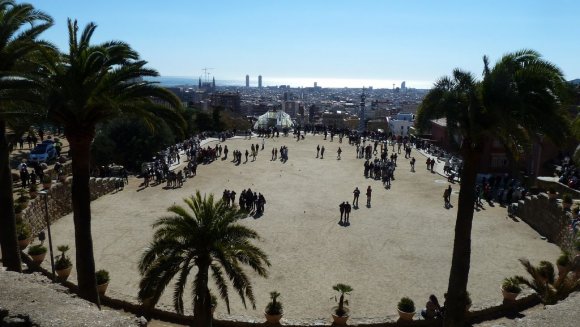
xmin=253 ymin=110 xmax=294 ymax=129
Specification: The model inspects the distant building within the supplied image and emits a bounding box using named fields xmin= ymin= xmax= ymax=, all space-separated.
xmin=401 ymin=81 xmax=406 ymax=91
xmin=314 ymin=82 xmax=317 ymax=88
xmin=258 ymin=75 xmax=263 ymax=88
xmin=210 ymin=92 xmax=241 ymax=112
xmin=245 ymin=75 xmax=250 ymax=87
xmin=387 ymin=112 xmax=414 ymax=137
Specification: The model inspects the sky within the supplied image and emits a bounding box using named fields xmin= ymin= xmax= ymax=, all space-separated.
xmin=26 ymin=0 xmax=580 ymax=88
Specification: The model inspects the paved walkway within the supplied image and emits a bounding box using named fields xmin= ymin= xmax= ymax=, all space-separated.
xmin=42 ymin=134 xmax=560 ymax=322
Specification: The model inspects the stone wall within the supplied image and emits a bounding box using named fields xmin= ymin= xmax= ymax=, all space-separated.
xmin=21 ymin=177 xmax=124 ymax=237
xmin=515 ymin=193 xmax=577 ymax=254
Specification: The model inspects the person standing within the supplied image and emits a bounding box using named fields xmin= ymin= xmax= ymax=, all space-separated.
xmin=316 ymin=145 xmax=320 ymax=158
xmin=337 ymin=147 xmax=342 ymax=160
xmin=353 ymin=187 xmax=360 ymax=208
xmin=339 ymin=201 xmax=345 ymax=223
xmin=410 ymin=157 xmax=416 ymax=172
xmin=344 ymin=201 xmax=351 ymax=224
xmin=366 ymin=186 xmax=372 ymax=207
xmin=320 ymin=146 xmax=325 ymax=159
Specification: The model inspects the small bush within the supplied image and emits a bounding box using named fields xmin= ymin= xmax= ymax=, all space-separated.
xmin=265 ymin=291 xmax=283 ymax=315
xmin=502 ymin=277 xmax=522 ymax=294
xmin=398 ymin=297 xmax=415 ymax=313
xmin=96 ymin=269 xmax=110 ymax=285
xmin=557 ymin=252 xmax=570 ymax=267
xmin=28 ymin=244 xmax=47 ymax=255
xmin=562 ymin=193 xmax=573 ymax=204
xmin=55 ymin=245 xmax=72 ymax=270
xmin=16 ymin=223 xmax=31 ymax=240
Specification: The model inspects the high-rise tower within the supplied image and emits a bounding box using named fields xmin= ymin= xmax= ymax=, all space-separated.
xmin=245 ymin=75 xmax=250 ymax=87
xmin=258 ymin=75 xmax=263 ymax=88
xmin=358 ymin=88 xmax=366 ymax=132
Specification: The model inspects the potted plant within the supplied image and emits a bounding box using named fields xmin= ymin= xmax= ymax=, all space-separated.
xmin=397 ymin=297 xmax=416 ymax=321
xmin=14 ymin=202 xmax=26 ymax=220
xmin=562 ymin=193 xmax=573 ymax=209
xmin=42 ymin=174 xmax=52 ymax=189
xmin=501 ymin=277 xmax=521 ymax=301
xmin=556 ymin=252 xmax=570 ymax=277
xmin=331 ymin=283 xmax=352 ymax=325
xmin=29 ymin=183 xmax=38 ymax=199
xmin=96 ymin=269 xmax=110 ymax=296
xmin=547 ymin=187 xmax=557 ymax=200
xmin=264 ymin=291 xmax=283 ymax=324
xmin=16 ymin=223 xmax=32 ymax=249
xmin=28 ymin=244 xmax=47 ymax=265
xmin=55 ymin=245 xmax=73 ymax=281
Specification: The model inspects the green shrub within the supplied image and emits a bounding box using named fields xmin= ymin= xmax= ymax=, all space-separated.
xmin=332 ymin=283 xmax=352 ymax=317
xmin=557 ymin=252 xmax=570 ymax=267
xmin=502 ymin=277 xmax=522 ymax=294
xmin=96 ymin=269 xmax=110 ymax=285
xmin=42 ymin=175 xmax=52 ymax=184
xmin=55 ymin=245 xmax=72 ymax=270
xmin=16 ymin=223 xmax=31 ymax=241
xmin=28 ymin=244 xmax=47 ymax=255
xmin=397 ymin=297 xmax=415 ymax=313
xmin=265 ymin=291 xmax=283 ymax=315
xmin=562 ymin=193 xmax=573 ymax=204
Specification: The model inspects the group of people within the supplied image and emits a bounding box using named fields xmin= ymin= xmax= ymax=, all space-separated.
xmin=337 ymin=186 xmax=372 ymax=226
xmin=363 ymin=158 xmax=396 ymax=189
xmin=239 ymin=189 xmax=267 ymax=215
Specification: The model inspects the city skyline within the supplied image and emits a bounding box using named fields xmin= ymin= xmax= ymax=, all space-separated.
xmin=27 ymin=0 xmax=580 ymax=88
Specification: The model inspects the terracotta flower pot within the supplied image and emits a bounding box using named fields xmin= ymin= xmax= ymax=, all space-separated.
xmin=56 ymin=266 xmax=72 ymax=281
xmin=97 ymin=282 xmax=109 ymax=296
xmin=18 ymin=238 xmax=31 ymax=249
xmin=265 ymin=312 xmax=283 ymax=324
xmin=501 ymin=287 xmax=519 ymax=301
xmin=30 ymin=252 xmax=47 ymax=265
xmin=397 ymin=309 xmax=415 ymax=321
xmin=331 ymin=313 xmax=349 ymax=325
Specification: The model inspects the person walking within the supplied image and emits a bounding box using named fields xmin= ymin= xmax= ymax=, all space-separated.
xmin=320 ymin=146 xmax=325 ymax=159
xmin=316 ymin=145 xmax=320 ymax=158
xmin=366 ymin=186 xmax=372 ymax=207
xmin=410 ymin=157 xmax=416 ymax=172
xmin=339 ymin=201 xmax=346 ymax=224
xmin=353 ymin=187 xmax=360 ymax=208
xmin=337 ymin=147 xmax=342 ymax=160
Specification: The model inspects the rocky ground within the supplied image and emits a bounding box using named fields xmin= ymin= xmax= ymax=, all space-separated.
xmin=0 ymin=270 xmax=144 ymax=327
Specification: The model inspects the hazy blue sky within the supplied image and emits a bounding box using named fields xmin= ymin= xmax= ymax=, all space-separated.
xmin=27 ymin=0 xmax=579 ymax=88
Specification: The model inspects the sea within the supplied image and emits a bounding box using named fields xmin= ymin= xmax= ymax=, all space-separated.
xmin=147 ymin=76 xmax=433 ymax=89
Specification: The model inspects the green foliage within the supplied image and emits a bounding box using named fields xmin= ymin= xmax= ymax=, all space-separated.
xmin=16 ymin=223 xmax=31 ymax=241
xmin=194 ymin=110 xmax=213 ymax=132
xmin=95 ymin=269 xmax=110 ymax=285
xmin=28 ymin=244 xmax=47 ymax=255
xmin=397 ymin=297 xmax=416 ymax=313
xmin=557 ymin=252 xmax=570 ymax=267
xmin=502 ymin=277 xmax=522 ymax=294
xmin=14 ymin=202 xmax=26 ymax=214
xmin=332 ymin=283 xmax=352 ymax=316
xmin=562 ymin=193 xmax=573 ymax=204
xmin=513 ymin=258 xmax=580 ymax=305
xmin=41 ymin=175 xmax=51 ymax=184
xmin=91 ymin=118 xmax=175 ymax=171
xmin=138 ymin=191 xmax=270 ymax=318
xmin=265 ymin=291 xmax=283 ymax=315
xmin=55 ymin=245 xmax=72 ymax=270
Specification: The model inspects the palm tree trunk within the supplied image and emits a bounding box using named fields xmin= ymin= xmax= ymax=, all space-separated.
xmin=443 ymin=143 xmax=480 ymax=327
xmin=67 ymin=131 xmax=100 ymax=307
xmin=193 ymin=260 xmax=212 ymax=327
xmin=0 ymin=119 xmax=22 ymax=272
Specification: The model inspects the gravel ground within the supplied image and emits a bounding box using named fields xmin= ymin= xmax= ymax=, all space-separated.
xmin=41 ymin=134 xmax=561 ymax=322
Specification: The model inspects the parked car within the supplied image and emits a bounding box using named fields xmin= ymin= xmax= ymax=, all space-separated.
xmin=29 ymin=143 xmax=57 ymax=164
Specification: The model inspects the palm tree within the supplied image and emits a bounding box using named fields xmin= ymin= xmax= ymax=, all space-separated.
xmin=138 ymin=191 xmax=270 ymax=327
xmin=41 ymin=19 xmax=184 ymax=304
xmin=0 ymin=0 xmax=53 ymax=272
xmin=416 ymin=49 xmax=570 ymax=327
xmin=514 ymin=258 xmax=580 ymax=305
